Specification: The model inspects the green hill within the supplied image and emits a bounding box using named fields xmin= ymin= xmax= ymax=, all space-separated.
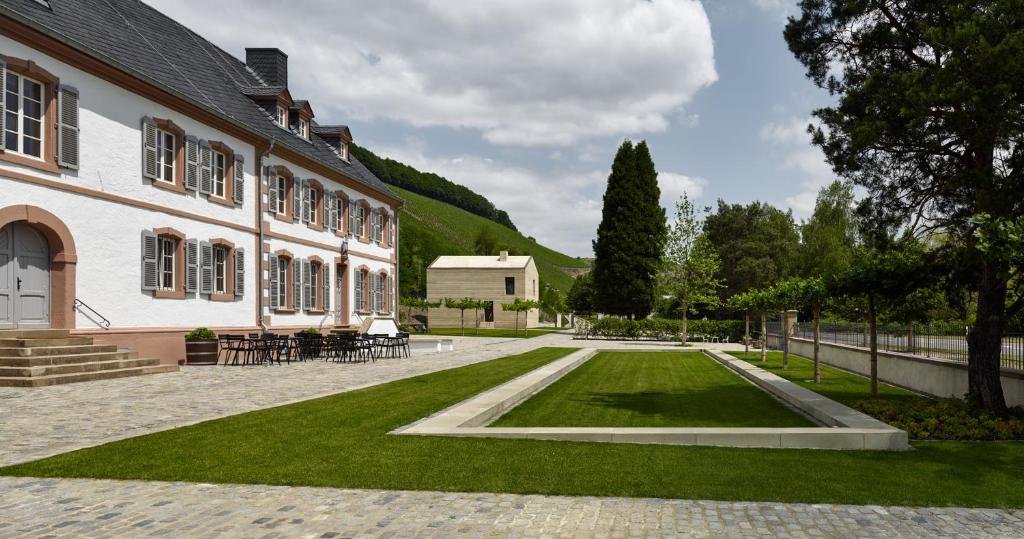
xmin=395 ymin=186 xmax=589 ymax=298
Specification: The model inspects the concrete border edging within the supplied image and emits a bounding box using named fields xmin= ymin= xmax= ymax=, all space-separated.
xmin=394 ymin=348 xmax=911 ymax=451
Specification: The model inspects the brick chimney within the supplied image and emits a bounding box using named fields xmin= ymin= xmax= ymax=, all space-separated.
xmin=499 ymin=251 xmax=509 ymax=261
xmin=245 ymin=48 xmax=288 ymax=87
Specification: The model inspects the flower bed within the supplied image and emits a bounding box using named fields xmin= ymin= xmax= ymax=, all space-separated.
xmin=856 ymin=398 xmax=1024 ymax=441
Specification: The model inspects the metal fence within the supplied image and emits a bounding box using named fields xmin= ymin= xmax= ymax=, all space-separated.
xmin=761 ymin=321 xmax=1024 ymax=371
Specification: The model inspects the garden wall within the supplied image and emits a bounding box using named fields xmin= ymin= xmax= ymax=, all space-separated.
xmin=783 ymin=337 xmax=1024 ymax=407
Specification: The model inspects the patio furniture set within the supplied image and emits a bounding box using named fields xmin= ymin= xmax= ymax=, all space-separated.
xmin=216 ymin=332 xmax=411 ymax=366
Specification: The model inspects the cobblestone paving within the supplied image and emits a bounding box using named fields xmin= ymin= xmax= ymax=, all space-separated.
xmin=1 ymin=477 xmax=1021 ymax=538
xmin=0 ymin=334 xmax=565 ymax=467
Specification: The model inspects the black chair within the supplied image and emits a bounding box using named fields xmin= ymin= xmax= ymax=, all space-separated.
xmin=396 ymin=332 xmax=411 ymax=358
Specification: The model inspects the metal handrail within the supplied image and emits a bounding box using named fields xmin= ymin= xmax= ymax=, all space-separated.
xmin=74 ymin=298 xmax=111 ymax=329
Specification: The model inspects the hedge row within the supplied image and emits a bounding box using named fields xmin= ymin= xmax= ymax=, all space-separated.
xmin=575 ymin=318 xmax=746 ymax=342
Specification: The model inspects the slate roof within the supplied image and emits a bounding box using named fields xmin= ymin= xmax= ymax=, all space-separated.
xmin=0 ymin=0 xmax=399 ymax=203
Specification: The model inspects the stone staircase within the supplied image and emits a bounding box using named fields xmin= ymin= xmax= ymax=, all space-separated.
xmin=0 ymin=329 xmax=178 ymax=387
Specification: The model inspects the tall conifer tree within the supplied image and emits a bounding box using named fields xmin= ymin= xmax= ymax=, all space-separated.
xmin=592 ymin=140 xmax=667 ymax=318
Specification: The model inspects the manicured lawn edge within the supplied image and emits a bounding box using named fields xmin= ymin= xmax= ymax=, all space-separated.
xmin=3 ymin=347 xmax=1023 ymax=508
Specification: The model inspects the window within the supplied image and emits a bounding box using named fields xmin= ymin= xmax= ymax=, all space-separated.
xmin=158 ymin=237 xmax=176 ymax=291
xmin=310 ymin=262 xmax=320 ymax=309
xmin=276 ymin=257 xmax=289 ymax=309
xmin=213 ymin=246 xmax=227 ymax=294
xmin=275 ymin=105 xmax=287 ymax=127
xmin=274 ymin=175 xmax=288 ymax=215
xmin=505 ymin=277 xmax=515 ymax=295
xmin=155 ymin=129 xmax=175 ymax=183
xmin=309 ymin=187 xmax=318 ymax=225
xmin=334 ymin=196 xmax=345 ymax=232
xmin=298 ymin=118 xmax=309 ymax=140
xmin=339 ymin=141 xmax=349 ymax=160
xmin=4 ymin=72 xmax=44 ymax=159
xmin=212 ymin=151 xmax=226 ymax=198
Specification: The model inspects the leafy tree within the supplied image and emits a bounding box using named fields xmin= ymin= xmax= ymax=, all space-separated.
xmin=400 ymin=297 xmax=442 ymax=328
xmin=566 ymin=273 xmax=596 ymax=315
xmin=797 ymin=180 xmax=857 ymax=279
xmin=773 ymin=277 xmax=828 ymax=381
xmin=443 ymin=297 xmax=478 ymax=336
xmin=538 ymin=283 xmax=566 ymax=320
xmin=785 ymin=0 xmax=1024 ymax=411
xmin=703 ymin=200 xmax=800 ymax=301
xmin=730 ymin=288 xmax=776 ymax=361
xmin=592 ymin=141 xmax=667 ymax=318
xmin=501 ymin=297 xmax=541 ymax=337
xmin=659 ymin=194 xmax=722 ymax=344
xmin=827 ymin=241 xmax=930 ymax=397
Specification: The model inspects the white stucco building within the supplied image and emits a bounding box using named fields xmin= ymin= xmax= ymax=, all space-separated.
xmin=0 ymin=0 xmax=400 ymax=364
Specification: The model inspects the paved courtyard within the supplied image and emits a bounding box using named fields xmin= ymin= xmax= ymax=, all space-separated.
xmin=3 ymin=333 xmax=1017 ymax=537
xmin=2 ymin=477 xmax=1022 ymax=538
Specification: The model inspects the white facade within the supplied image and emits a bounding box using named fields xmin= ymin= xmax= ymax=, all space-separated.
xmin=0 ymin=22 xmax=400 ymax=363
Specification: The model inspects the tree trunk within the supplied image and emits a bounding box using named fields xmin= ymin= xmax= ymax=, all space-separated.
xmin=868 ymin=294 xmax=878 ymax=398
xmin=680 ymin=309 xmax=688 ymax=347
xmin=813 ymin=305 xmax=821 ymax=384
xmin=744 ymin=313 xmax=750 ymax=356
xmin=760 ymin=313 xmax=767 ymax=362
xmin=968 ymin=261 xmax=1008 ymax=412
xmin=460 ymin=310 xmax=465 ymax=336
xmin=516 ymin=312 xmax=520 ymax=338
xmin=782 ymin=312 xmax=789 ymax=370
xmin=475 ymin=308 xmax=480 ymax=335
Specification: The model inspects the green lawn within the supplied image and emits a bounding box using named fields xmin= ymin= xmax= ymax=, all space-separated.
xmin=728 ymin=351 xmax=925 ymax=407
xmin=494 ymin=352 xmax=813 ymax=427
xmin=3 ymin=347 xmax=1024 ymax=508
xmin=426 ymin=327 xmax=564 ymax=339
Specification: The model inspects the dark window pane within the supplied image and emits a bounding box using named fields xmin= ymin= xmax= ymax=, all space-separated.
xmin=22 ymin=79 xmax=41 ymax=101
xmin=23 ymin=99 xmax=41 ymax=120
xmin=22 ymin=138 xmax=40 ymax=157
xmin=4 ymin=131 xmax=17 ymax=151
xmin=505 ymin=277 xmax=515 ymax=295
xmin=23 ymin=118 xmax=40 ymax=138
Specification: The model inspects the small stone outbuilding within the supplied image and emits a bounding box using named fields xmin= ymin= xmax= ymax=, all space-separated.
xmin=427 ymin=252 xmax=539 ymax=329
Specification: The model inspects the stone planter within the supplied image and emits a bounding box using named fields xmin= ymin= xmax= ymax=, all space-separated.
xmin=184 ymin=339 xmax=219 ymax=365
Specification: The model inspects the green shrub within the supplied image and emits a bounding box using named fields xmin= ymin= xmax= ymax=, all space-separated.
xmin=576 ymin=318 xmax=745 ymax=341
xmin=299 ymin=328 xmax=321 ymax=335
xmin=184 ymin=327 xmax=217 ymax=341
xmin=856 ymin=398 xmax=1024 ymax=441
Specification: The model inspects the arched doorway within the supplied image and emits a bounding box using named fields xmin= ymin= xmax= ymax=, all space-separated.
xmin=0 ymin=205 xmax=77 ymax=329
xmin=0 ymin=223 xmax=50 ymax=328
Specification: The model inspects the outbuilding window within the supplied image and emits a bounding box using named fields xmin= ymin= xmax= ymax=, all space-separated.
xmin=505 ymin=277 xmax=515 ymax=295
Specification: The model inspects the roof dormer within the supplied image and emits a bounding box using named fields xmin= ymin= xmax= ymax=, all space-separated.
xmin=312 ymin=125 xmax=352 ymax=162
xmin=289 ymin=100 xmax=315 ymax=141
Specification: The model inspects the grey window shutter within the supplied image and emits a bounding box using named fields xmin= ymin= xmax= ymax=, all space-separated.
xmin=293 ymin=258 xmax=303 ymax=310
xmin=199 ymin=241 xmax=214 ymax=294
xmin=326 ymin=192 xmax=335 ymax=232
xmin=141 ymin=230 xmax=158 ymax=291
xmin=57 ymin=85 xmax=80 ymax=169
xmin=323 ymin=264 xmax=331 ymax=311
xmin=0 ymin=59 xmax=5 ymax=139
xmin=199 ymin=140 xmax=213 ymax=195
xmin=353 ymin=270 xmax=362 ymax=311
xmin=292 ymin=177 xmax=301 ymax=222
xmin=234 ymin=247 xmax=245 ymax=297
xmin=301 ymin=181 xmax=311 ymax=223
xmin=266 ymin=167 xmax=277 ymax=214
xmin=268 ymin=253 xmax=279 ymax=310
xmin=302 ymin=259 xmax=312 ymax=311
xmin=386 ymin=275 xmax=392 ymax=313
xmin=348 ymin=200 xmax=357 ymax=235
xmin=184 ymin=136 xmax=199 ymax=191
xmin=141 ymin=117 xmax=159 ymax=180
xmin=185 ymin=238 xmax=199 ymax=293
xmin=233 ymin=153 xmax=245 ymax=205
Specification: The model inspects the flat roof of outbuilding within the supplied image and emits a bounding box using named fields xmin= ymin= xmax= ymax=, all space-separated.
xmin=428 ymin=255 xmax=534 ymax=270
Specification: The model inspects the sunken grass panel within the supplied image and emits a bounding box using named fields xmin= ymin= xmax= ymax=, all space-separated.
xmin=493 ymin=351 xmax=814 ymax=428
xmin=3 ymin=347 xmax=1024 ymax=508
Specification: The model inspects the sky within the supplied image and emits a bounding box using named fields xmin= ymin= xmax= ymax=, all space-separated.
xmin=148 ymin=0 xmax=835 ymax=257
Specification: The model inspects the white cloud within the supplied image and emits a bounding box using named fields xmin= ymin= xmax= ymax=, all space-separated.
xmin=149 ymin=0 xmax=717 ymax=147
xmin=760 ymin=117 xmax=835 ymax=218
xmin=372 ymin=141 xmax=701 ymax=257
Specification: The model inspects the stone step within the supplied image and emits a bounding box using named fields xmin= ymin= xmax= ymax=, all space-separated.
xmin=0 ymin=350 xmax=137 ymax=368
xmin=0 ymin=364 xmax=179 ymax=387
xmin=0 ymin=344 xmax=119 ymax=357
xmin=0 ymin=357 xmax=162 ymax=378
xmin=0 ymin=329 xmax=72 ymax=339
xmin=0 ymin=337 xmax=95 ymax=348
